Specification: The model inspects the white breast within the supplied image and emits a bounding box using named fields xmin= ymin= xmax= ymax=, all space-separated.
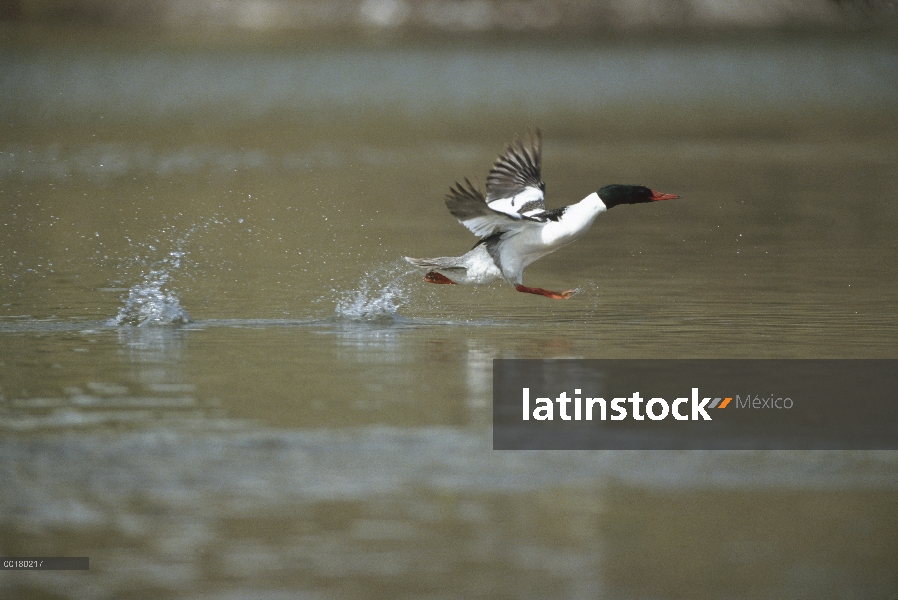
xmin=497 ymin=192 xmax=607 ymax=284
xmin=540 ymin=192 xmax=606 ymax=247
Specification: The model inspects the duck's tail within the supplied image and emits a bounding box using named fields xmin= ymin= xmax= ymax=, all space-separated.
xmin=404 ymin=255 xmax=469 ymax=285
xmin=403 ymin=256 xmax=465 ymax=270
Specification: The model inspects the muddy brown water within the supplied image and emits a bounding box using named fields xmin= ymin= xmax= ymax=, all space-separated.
xmin=1 ymin=29 xmax=897 ymax=599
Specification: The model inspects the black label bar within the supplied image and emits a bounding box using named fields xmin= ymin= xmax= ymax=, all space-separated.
xmin=1 ymin=557 xmax=89 ymax=570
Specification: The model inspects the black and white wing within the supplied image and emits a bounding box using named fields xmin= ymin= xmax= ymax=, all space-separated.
xmin=485 ymin=129 xmax=546 ymax=218
xmin=445 ymin=178 xmax=534 ymax=239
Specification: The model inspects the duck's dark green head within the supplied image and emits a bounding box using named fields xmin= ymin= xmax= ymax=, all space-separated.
xmin=598 ymin=184 xmax=679 ymax=209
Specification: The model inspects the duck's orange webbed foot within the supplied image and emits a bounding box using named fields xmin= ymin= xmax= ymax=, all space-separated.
xmin=515 ymin=284 xmax=576 ymax=300
xmin=424 ymin=271 xmax=457 ymax=285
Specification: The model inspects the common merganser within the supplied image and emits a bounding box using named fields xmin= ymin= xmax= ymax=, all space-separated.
xmin=405 ymin=130 xmax=679 ymax=299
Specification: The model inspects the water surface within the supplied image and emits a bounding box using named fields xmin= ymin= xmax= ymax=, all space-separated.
xmin=1 ymin=29 xmax=897 ymax=599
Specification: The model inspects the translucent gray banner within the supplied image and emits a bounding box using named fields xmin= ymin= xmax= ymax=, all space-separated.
xmin=1 ymin=557 xmax=89 ymax=570
xmin=493 ymin=360 xmax=898 ymax=450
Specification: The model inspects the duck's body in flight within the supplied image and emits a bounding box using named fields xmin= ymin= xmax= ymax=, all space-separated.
xmin=405 ymin=130 xmax=679 ymax=299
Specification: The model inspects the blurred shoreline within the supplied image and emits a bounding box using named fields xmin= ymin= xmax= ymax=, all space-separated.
xmin=0 ymin=0 xmax=896 ymax=33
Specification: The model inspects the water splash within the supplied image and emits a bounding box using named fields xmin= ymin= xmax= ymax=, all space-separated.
xmin=109 ymin=217 xmax=232 ymax=326
xmin=334 ymin=264 xmax=416 ymax=322
xmin=110 ymin=251 xmax=192 ymax=326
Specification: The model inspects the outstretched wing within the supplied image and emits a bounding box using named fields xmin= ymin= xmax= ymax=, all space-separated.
xmin=445 ymin=178 xmax=532 ymax=239
xmin=485 ymin=129 xmax=546 ymax=217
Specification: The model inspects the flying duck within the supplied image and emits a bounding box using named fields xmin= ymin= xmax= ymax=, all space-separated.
xmin=405 ymin=129 xmax=679 ymax=299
